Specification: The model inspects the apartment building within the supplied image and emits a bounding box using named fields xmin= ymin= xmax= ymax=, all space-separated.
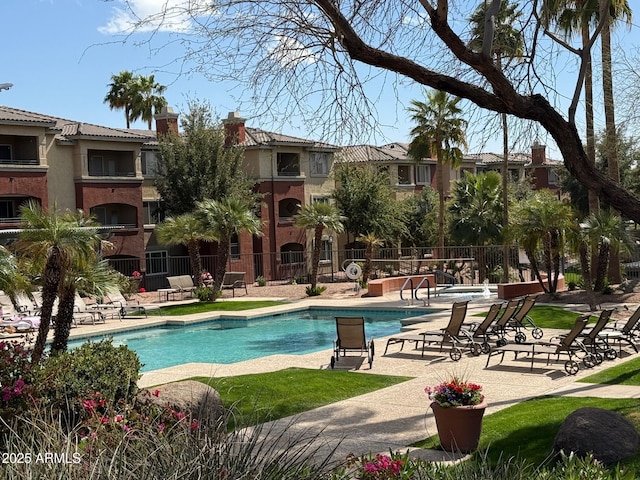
xmin=0 ymin=106 xmax=152 ymax=270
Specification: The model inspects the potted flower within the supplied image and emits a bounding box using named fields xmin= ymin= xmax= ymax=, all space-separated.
xmin=425 ymin=376 xmax=487 ymax=453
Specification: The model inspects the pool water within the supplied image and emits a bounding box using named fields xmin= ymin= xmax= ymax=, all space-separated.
xmin=69 ymin=308 xmax=430 ymax=372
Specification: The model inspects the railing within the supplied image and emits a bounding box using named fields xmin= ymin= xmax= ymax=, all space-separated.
xmin=107 ymin=244 xmax=539 ymax=292
xmin=0 ymin=159 xmax=39 ymax=165
xmin=415 ymin=277 xmax=431 ymax=306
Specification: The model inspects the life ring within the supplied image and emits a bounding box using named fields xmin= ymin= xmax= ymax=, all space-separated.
xmin=345 ymin=262 xmax=362 ymax=280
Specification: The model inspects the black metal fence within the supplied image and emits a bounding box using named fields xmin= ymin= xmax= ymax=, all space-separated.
xmin=107 ymin=244 xmax=547 ymax=292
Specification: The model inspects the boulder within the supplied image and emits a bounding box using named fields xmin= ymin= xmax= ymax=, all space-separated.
xmin=142 ymin=380 xmax=225 ymax=428
xmin=553 ymin=407 xmax=639 ymax=465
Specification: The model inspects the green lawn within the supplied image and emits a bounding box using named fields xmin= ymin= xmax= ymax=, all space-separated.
xmin=474 ymin=305 xmax=594 ymax=330
xmin=415 ymin=396 xmax=640 ymax=470
xmin=147 ymin=300 xmax=287 ymax=315
xmin=195 ymin=367 xmax=412 ymax=429
xmin=579 ymin=356 xmax=640 ymax=386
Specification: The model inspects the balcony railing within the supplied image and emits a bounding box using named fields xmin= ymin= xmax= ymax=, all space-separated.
xmin=88 ymin=171 xmax=136 ymax=177
xmin=0 ymin=159 xmax=39 ymax=166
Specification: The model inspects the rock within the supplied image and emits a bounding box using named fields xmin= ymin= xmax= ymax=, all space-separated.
xmin=142 ymin=380 xmax=225 ymax=428
xmin=553 ymin=407 xmax=639 ymax=465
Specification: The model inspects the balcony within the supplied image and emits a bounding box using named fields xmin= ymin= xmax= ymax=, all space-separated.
xmin=0 ymin=135 xmax=40 ymax=166
xmin=90 ymin=203 xmax=138 ymax=230
xmin=87 ymin=150 xmax=136 ymax=178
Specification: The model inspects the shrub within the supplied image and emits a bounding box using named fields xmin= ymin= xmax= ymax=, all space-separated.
xmin=0 ymin=341 xmax=37 ymax=435
xmin=37 ymin=339 xmax=141 ymax=423
xmin=305 ymin=286 xmax=327 ymax=296
xmin=256 ymin=275 xmax=267 ymax=287
xmin=194 ymin=285 xmax=213 ymax=302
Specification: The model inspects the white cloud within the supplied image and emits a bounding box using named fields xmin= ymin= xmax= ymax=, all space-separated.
xmin=99 ymin=0 xmax=210 ymax=35
xmin=268 ymin=35 xmax=317 ymax=67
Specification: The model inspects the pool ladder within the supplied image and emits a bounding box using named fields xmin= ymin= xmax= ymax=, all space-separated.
xmin=400 ymin=277 xmax=432 ymax=306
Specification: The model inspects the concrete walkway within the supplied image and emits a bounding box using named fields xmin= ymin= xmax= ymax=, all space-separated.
xmin=67 ymin=292 xmax=640 ymax=462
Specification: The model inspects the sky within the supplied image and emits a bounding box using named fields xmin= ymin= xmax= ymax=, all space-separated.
xmin=2 ymin=0 xmax=640 ymax=159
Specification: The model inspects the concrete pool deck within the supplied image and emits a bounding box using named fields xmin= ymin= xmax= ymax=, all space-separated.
xmin=64 ymin=292 xmax=640 ymax=462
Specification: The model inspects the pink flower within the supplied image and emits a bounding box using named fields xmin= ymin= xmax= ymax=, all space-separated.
xmin=139 ymin=287 xmax=146 ymax=293
xmin=115 ymin=415 xmax=124 ymax=423
xmin=153 ymin=389 xmax=160 ymax=397
xmin=132 ymin=271 xmax=141 ymax=277
xmin=100 ymin=416 xmax=109 ymax=424
xmin=191 ymin=420 xmax=199 ymax=430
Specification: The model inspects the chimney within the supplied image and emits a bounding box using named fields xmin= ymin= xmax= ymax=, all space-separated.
xmin=223 ymin=111 xmax=246 ymax=146
xmin=531 ymin=138 xmax=546 ymax=165
xmin=155 ymin=106 xmax=179 ymax=136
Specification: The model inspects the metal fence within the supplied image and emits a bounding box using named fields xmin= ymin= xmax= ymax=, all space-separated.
xmin=107 ymin=244 xmax=549 ymax=292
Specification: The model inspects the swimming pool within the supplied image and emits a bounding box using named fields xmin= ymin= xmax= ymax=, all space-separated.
xmin=68 ymin=308 xmax=432 ymax=372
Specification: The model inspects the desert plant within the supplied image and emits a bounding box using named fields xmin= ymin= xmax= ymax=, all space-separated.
xmin=194 ymin=285 xmax=213 ymax=302
xmin=305 ymin=285 xmax=327 ymax=297
xmin=256 ymin=275 xmax=267 ymax=287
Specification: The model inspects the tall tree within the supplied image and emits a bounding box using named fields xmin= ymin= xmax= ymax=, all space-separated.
xmin=332 ymin=162 xmax=404 ymax=242
xmin=14 ymin=203 xmax=108 ymax=362
xmin=469 ymin=0 xmax=523 ymax=282
xmin=104 ymin=71 xmax=137 ymax=129
xmin=408 ymin=90 xmax=467 ymax=255
xmin=600 ymin=0 xmax=632 ymax=283
xmin=448 ymin=171 xmax=504 ymax=282
xmin=155 ymin=213 xmax=217 ymax=287
xmin=196 ymin=197 xmax=263 ymax=295
xmin=130 ymin=74 xmax=168 ymax=129
xmin=356 ymin=232 xmax=384 ymax=284
xmin=155 ymin=101 xmax=255 ymax=216
xmin=293 ymin=202 xmax=345 ymax=290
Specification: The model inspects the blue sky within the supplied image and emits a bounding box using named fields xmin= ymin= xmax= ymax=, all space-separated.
xmin=2 ymin=0 xmax=640 ymax=158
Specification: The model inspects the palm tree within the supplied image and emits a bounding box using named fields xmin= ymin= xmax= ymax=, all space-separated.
xmin=448 ymin=171 xmax=504 ymax=282
xmin=51 ymin=258 xmax=121 ymax=354
xmin=130 ymin=74 xmax=168 ymax=129
xmin=14 ymin=202 xmax=108 ymax=362
xmin=293 ymin=202 xmax=345 ymax=291
xmin=356 ymin=233 xmax=384 ymax=284
xmin=580 ymin=209 xmax=634 ymax=292
xmin=510 ymin=191 xmax=575 ymax=294
xmin=156 ymin=213 xmax=215 ymax=287
xmin=408 ymin=90 xmax=467 ymax=256
xmin=196 ymin=197 xmax=263 ymax=295
xmin=469 ymin=0 xmax=523 ymax=282
xmin=104 ymin=71 xmax=138 ymax=128
xmin=0 ymin=246 xmax=30 ymax=296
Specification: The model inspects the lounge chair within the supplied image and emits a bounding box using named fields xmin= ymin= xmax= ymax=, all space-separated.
xmin=330 ymin=317 xmax=374 ymax=369
xmin=0 ymin=293 xmax=20 ymax=320
xmin=460 ymin=302 xmax=504 ymax=354
xmin=384 ymin=301 xmax=470 ymax=361
xmin=14 ymin=291 xmax=40 ymax=315
xmin=491 ymin=299 xmax=525 ymax=346
xmin=71 ymin=294 xmax=105 ymax=325
xmin=504 ymin=294 xmax=543 ymax=342
xmin=167 ymin=275 xmax=196 ymax=299
xmin=104 ymin=289 xmax=160 ymax=318
xmin=485 ymin=315 xmax=590 ymax=375
xmin=221 ymin=272 xmax=248 ymax=297
xmin=577 ymin=309 xmax=615 ymax=363
xmin=600 ymin=305 xmax=640 ymax=354
xmin=0 ymin=316 xmax=38 ymax=340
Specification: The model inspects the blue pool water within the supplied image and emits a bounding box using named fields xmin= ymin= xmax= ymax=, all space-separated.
xmin=68 ymin=308 xmax=431 ymax=372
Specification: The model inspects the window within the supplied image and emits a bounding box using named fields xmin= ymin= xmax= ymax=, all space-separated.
xmin=311 ymin=196 xmax=330 ymax=204
xmin=145 ymin=251 xmax=168 ymax=275
xmin=143 ymin=201 xmax=164 ymax=225
xmin=548 ymin=168 xmax=559 ymax=185
xmin=397 ymin=165 xmax=411 ymax=185
xmin=141 ymin=151 xmax=158 ymax=176
xmin=416 ymin=165 xmax=431 ymax=184
xmin=0 ymin=200 xmax=15 ymax=219
xmin=278 ymin=198 xmax=300 ymax=220
xmin=230 ymin=233 xmax=240 ymax=260
xmin=310 ymin=152 xmax=329 ymax=176
xmin=89 ymin=156 xmax=116 ymax=176
xmin=92 ymin=206 xmax=107 ymax=225
xmin=277 ymin=152 xmax=300 ymax=176
xmin=320 ymin=239 xmax=332 ymax=263
xmin=0 ymin=145 xmax=11 ymax=161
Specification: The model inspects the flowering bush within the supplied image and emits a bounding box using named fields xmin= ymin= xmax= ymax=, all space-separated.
xmin=345 ymin=452 xmax=414 ymax=480
xmin=425 ymin=376 xmax=484 ymax=408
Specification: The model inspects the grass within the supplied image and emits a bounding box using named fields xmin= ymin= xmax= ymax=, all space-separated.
xmin=579 ymin=355 xmax=640 ymax=386
xmin=474 ymin=305 xmax=594 ymax=330
xmin=195 ymin=367 xmax=412 ymax=429
xmin=147 ymin=300 xmax=287 ymax=316
xmin=415 ymin=396 xmax=640 ymax=470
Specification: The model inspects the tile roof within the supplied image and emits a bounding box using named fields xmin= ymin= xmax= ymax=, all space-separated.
xmin=338 ymin=143 xmax=420 ymax=163
xmin=243 ymin=127 xmax=338 ymax=150
xmin=0 ymin=106 xmax=155 ymax=142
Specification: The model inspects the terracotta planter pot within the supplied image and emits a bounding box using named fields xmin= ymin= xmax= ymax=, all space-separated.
xmin=431 ymin=401 xmax=487 ymax=453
